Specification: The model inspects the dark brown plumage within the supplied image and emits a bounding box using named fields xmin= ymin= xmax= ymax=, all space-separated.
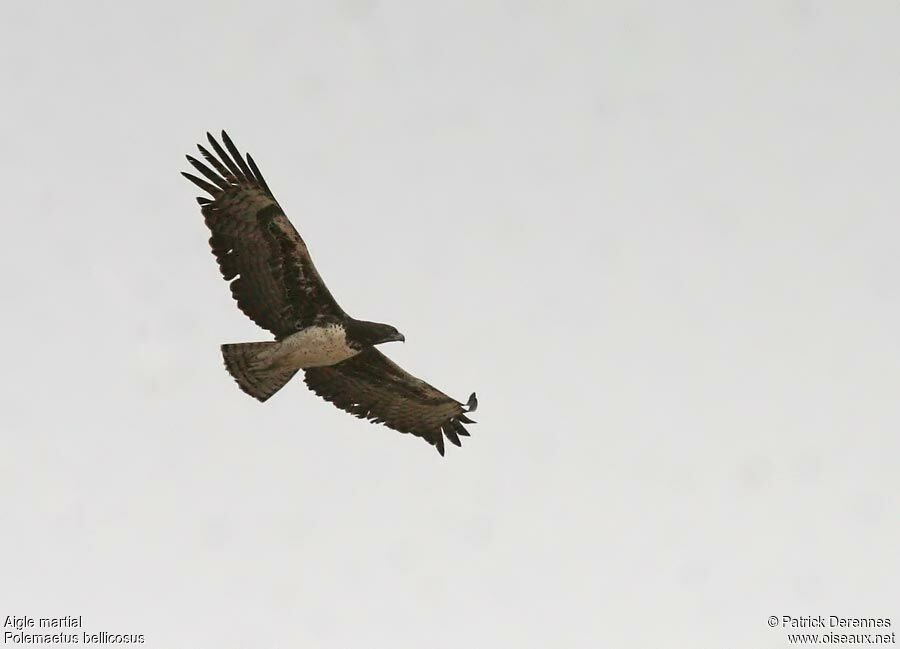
xmin=183 ymin=131 xmax=477 ymax=455
xmin=305 ymin=348 xmax=478 ymax=456
xmin=184 ymin=132 xmax=344 ymax=338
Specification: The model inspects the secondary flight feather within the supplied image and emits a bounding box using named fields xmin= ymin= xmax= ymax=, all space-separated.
xmin=182 ymin=131 xmax=477 ymax=455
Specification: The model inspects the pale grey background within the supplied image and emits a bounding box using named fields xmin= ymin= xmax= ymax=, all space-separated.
xmin=1 ymin=2 xmax=898 ymax=647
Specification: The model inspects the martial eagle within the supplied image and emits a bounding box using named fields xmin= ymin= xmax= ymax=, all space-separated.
xmin=182 ymin=131 xmax=477 ymax=455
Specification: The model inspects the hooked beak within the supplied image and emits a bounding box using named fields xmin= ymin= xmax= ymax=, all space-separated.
xmin=391 ymin=332 xmax=406 ymax=343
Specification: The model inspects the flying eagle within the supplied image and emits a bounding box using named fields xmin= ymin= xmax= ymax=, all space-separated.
xmin=182 ymin=131 xmax=477 ymax=455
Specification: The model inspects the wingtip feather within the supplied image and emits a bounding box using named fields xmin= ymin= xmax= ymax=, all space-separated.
xmin=181 ymin=171 xmax=219 ymax=195
xmin=443 ymin=424 xmax=462 ymax=447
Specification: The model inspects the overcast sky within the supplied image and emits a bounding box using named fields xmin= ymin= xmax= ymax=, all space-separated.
xmin=2 ymin=2 xmax=899 ymax=647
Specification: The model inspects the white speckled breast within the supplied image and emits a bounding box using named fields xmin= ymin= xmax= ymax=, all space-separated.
xmin=269 ymin=324 xmax=359 ymax=369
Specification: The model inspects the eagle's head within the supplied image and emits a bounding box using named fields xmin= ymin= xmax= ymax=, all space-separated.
xmin=347 ymin=320 xmax=405 ymax=347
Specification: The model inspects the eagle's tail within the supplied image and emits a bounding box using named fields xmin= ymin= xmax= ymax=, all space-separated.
xmin=221 ymin=342 xmax=297 ymax=402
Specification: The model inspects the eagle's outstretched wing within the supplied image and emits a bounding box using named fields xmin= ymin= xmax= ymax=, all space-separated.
xmin=183 ymin=131 xmax=345 ymax=339
xmin=303 ymin=348 xmax=478 ymax=455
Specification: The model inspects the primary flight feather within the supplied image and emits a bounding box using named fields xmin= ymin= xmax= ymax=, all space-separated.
xmin=183 ymin=131 xmax=477 ymax=455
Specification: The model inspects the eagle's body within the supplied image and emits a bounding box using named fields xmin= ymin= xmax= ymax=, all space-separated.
xmin=259 ymin=323 xmax=360 ymax=370
xmin=183 ymin=131 xmax=477 ymax=455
